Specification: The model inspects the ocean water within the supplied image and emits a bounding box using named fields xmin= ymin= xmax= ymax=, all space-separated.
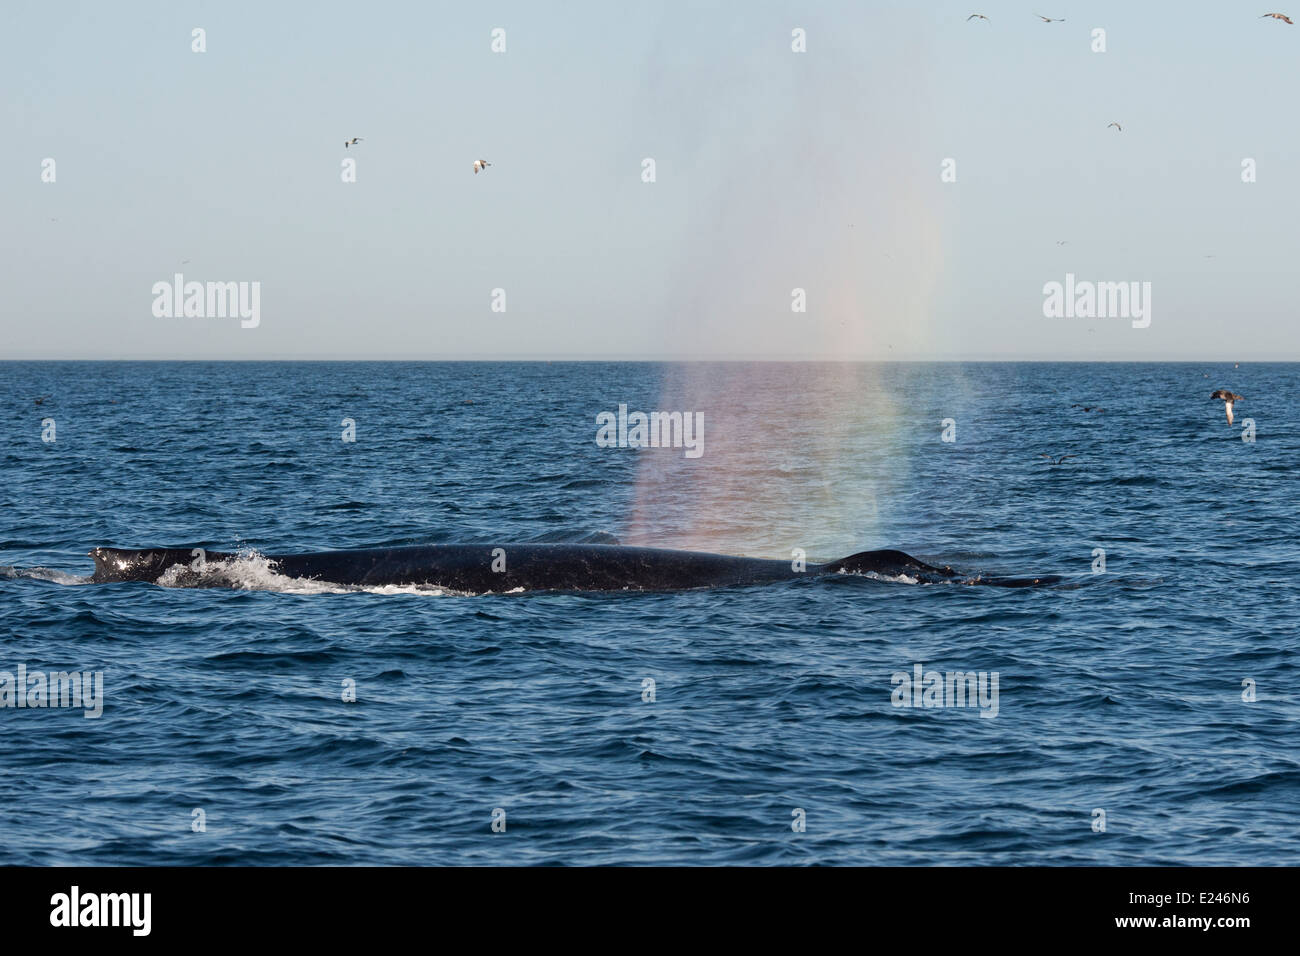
xmin=1 ymin=360 xmax=1297 ymax=865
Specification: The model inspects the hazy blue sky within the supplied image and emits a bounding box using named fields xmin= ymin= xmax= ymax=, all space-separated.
xmin=3 ymin=1 xmax=1297 ymax=359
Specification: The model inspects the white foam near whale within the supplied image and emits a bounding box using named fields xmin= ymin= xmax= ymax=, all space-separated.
xmin=150 ymin=551 xmax=462 ymax=596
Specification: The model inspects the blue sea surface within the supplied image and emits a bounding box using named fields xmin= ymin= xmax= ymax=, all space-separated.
xmin=1 ymin=361 xmax=1297 ymax=865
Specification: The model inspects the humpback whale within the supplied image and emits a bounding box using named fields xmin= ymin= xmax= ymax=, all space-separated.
xmin=88 ymin=543 xmax=1057 ymax=592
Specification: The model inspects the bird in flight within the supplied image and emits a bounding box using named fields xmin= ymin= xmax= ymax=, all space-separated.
xmin=344 ymin=137 xmax=363 ymax=148
xmin=1260 ymin=13 xmax=1294 ymax=24
xmin=1037 ymin=15 xmax=1066 ymax=22
xmin=1039 ymin=454 xmax=1077 ymax=466
xmin=473 ymin=159 xmax=492 ymax=174
xmin=1107 ymin=122 xmax=1122 ymax=131
xmin=1210 ymin=389 xmax=1244 ymax=425
xmin=967 ymin=14 xmax=990 ymax=21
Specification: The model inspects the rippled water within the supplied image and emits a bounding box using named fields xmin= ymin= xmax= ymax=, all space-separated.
xmin=1 ymin=361 xmax=1296 ymax=864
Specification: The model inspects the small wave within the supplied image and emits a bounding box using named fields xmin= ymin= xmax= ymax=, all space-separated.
xmin=0 ymin=565 xmax=91 ymax=585
xmin=1203 ymin=769 xmax=1300 ymax=798
xmin=1112 ymin=475 xmax=1166 ymax=487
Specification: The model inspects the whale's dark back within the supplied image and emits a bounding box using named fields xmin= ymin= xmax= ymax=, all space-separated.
xmin=89 ymin=543 xmax=968 ymax=591
xmin=89 ymin=543 xmax=1052 ymax=591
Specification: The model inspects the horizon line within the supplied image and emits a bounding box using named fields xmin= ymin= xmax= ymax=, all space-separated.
xmin=0 ymin=356 xmax=1288 ymax=364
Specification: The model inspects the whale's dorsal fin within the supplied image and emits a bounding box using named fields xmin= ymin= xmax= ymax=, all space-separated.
xmin=822 ymin=549 xmax=957 ymax=578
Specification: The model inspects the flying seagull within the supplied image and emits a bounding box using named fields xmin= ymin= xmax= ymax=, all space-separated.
xmin=1210 ymin=389 xmax=1244 ymax=425
xmin=967 ymin=14 xmax=990 ymax=21
xmin=344 ymin=137 xmax=363 ymax=148
xmin=1107 ymin=122 xmax=1122 ymax=131
xmin=1260 ymin=13 xmax=1294 ymax=23
xmin=1039 ymin=454 xmax=1077 ymax=466
xmin=473 ymin=159 xmax=492 ymax=174
xmin=1037 ymin=15 xmax=1066 ymax=22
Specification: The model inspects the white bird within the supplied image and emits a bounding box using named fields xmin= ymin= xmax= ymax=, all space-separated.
xmin=345 ymin=137 xmax=363 ymax=148
xmin=473 ymin=159 xmax=492 ymax=174
xmin=1107 ymin=122 xmax=1122 ymax=131
xmin=1210 ymin=389 xmax=1244 ymax=425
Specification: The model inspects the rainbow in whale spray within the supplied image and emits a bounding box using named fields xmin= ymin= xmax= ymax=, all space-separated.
xmin=622 ymin=14 xmax=962 ymax=559
xmin=626 ymin=194 xmax=952 ymax=560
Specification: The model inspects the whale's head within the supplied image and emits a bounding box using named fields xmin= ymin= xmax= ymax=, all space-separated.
xmin=89 ymin=547 xmax=203 ymax=583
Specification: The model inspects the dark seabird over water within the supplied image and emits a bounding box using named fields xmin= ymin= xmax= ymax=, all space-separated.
xmin=1211 ymin=389 xmax=1244 ymax=425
